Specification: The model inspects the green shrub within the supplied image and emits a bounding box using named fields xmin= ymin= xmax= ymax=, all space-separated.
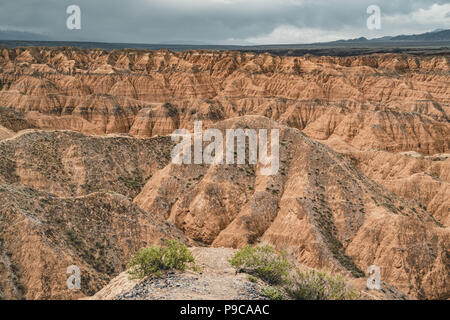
xmin=261 ymin=286 xmax=285 ymax=300
xmin=230 ymin=245 xmax=291 ymax=285
xmin=286 ymin=269 xmax=359 ymax=300
xmin=127 ymin=240 xmax=195 ymax=278
xmin=231 ymin=245 xmax=359 ymax=300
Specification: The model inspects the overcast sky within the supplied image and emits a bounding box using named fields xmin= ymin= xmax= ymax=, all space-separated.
xmin=1 ymin=0 xmax=449 ymax=44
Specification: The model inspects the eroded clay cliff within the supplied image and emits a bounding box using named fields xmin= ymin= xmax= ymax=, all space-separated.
xmin=0 ymin=48 xmax=448 ymax=300
xmin=0 ymin=48 xmax=448 ymax=154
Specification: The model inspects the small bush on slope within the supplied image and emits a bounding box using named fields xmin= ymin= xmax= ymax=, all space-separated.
xmin=261 ymin=286 xmax=285 ymax=300
xmin=286 ymin=269 xmax=359 ymax=300
xmin=231 ymin=245 xmax=358 ymax=300
xmin=230 ymin=245 xmax=291 ymax=285
xmin=127 ymin=240 xmax=195 ymax=278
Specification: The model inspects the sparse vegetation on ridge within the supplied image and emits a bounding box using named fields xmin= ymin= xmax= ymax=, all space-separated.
xmin=127 ymin=240 xmax=195 ymax=278
xmin=261 ymin=286 xmax=285 ymax=300
xmin=286 ymin=269 xmax=359 ymax=300
xmin=230 ymin=245 xmax=291 ymax=285
xmin=231 ymin=245 xmax=359 ymax=300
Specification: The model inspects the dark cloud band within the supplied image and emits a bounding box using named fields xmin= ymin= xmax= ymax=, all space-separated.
xmin=0 ymin=0 xmax=448 ymax=44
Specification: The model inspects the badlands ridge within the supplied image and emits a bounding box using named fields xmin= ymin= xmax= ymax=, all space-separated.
xmin=0 ymin=47 xmax=448 ymax=299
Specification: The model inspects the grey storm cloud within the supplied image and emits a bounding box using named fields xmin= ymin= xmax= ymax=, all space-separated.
xmin=0 ymin=0 xmax=449 ymax=44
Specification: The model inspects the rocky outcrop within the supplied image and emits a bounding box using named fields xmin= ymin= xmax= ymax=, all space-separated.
xmin=0 ymin=130 xmax=174 ymax=198
xmin=129 ymin=103 xmax=180 ymax=137
xmin=0 ymin=115 xmax=447 ymax=300
xmin=342 ymin=151 xmax=450 ymax=226
xmin=0 ymin=48 xmax=448 ymax=154
xmin=0 ymin=184 xmax=188 ymax=300
xmin=0 ymin=47 xmax=448 ymax=300
xmin=134 ymin=116 xmax=449 ymax=299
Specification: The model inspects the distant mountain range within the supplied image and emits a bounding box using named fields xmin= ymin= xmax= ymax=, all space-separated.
xmin=390 ymin=29 xmax=450 ymax=41
xmin=326 ymin=29 xmax=450 ymax=44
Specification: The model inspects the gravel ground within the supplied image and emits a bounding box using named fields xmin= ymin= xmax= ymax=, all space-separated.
xmin=116 ymin=271 xmax=264 ymax=300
